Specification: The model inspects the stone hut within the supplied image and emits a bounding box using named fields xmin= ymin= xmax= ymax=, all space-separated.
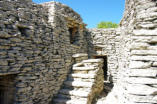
xmin=0 ymin=0 xmax=157 ymax=104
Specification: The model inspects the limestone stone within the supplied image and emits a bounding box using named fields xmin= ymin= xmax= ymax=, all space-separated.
xmin=0 ymin=60 xmax=8 ymax=66
xmin=128 ymin=94 xmax=157 ymax=103
xmin=133 ymin=29 xmax=157 ymax=36
xmin=131 ymin=50 xmax=157 ymax=55
xmin=127 ymin=69 xmax=157 ymax=77
xmin=129 ymin=61 xmax=152 ymax=69
xmin=127 ymin=84 xmax=157 ymax=95
xmin=126 ymin=77 xmax=157 ymax=84
xmin=64 ymin=81 xmax=93 ymax=88
xmin=1 ymin=0 xmax=157 ymax=104
xmin=59 ymin=89 xmax=90 ymax=97
xmin=53 ymin=55 xmax=104 ymax=104
xmin=73 ymin=66 xmax=95 ymax=71
xmin=69 ymin=73 xmax=95 ymax=79
xmin=131 ymin=56 xmax=157 ymax=61
xmin=72 ymin=53 xmax=88 ymax=58
xmin=152 ymin=62 xmax=157 ymax=66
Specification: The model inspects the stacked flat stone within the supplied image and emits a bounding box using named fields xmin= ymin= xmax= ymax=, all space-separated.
xmin=53 ymin=53 xmax=104 ymax=104
xmin=125 ymin=0 xmax=157 ymax=103
xmin=86 ymin=28 xmax=119 ymax=82
xmin=104 ymin=0 xmax=157 ymax=104
xmin=72 ymin=53 xmax=88 ymax=63
xmin=1 ymin=0 xmax=157 ymax=103
xmin=0 ymin=1 xmax=87 ymax=104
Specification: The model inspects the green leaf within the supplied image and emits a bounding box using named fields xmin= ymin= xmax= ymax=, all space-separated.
xmin=97 ymin=21 xmax=118 ymax=28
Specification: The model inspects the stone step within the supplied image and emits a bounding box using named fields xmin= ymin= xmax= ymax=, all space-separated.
xmin=73 ymin=66 xmax=95 ymax=71
xmin=64 ymin=81 xmax=93 ymax=88
xmin=53 ymin=98 xmax=88 ymax=104
xmin=53 ymin=98 xmax=69 ymax=104
xmin=56 ymin=94 xmax=78 ymax=99
xmin=72 ymin=53 xmax=88 ymax=58
xmin=58 ymin=89 xmax=90 ymax=97
xmin=62 ymin=86 xmax=91 ymax=91
xmin=68 ymin=73 xmax=95 ymax=79
xmin=73 ymin=63 xmax=83 ymax=67
xmin=82 ymin=59 xmax=103 ymax=63
xmin=67 ymin=77 xmax=95 ymax=82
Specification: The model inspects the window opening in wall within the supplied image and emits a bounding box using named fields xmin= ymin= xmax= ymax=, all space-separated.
xmin=0 ymin=74 xmax=16 ymax=104
xmin=17 ymin=26 xmax=29 ymax=37
xmin=94 ymin=56 xmax=108 ymax=80
xmin=68 ymin=27 xmax=78 ymax=44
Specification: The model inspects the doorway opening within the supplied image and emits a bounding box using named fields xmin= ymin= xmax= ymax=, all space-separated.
xmin=0 ymin=74 xmax=16 ymax=104
xmin=94 ymin=55 xmax=108 ymax=80
xmin=68 ymin=27 xmax=79 ymax=44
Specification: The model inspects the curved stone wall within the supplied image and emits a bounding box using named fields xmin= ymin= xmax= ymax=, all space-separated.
xmin=0 ymin=0 xmax=87 ymax=103
xmin=1 ymin=0 xmax=157 ymax=104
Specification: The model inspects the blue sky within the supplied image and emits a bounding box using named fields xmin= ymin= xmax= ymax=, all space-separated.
xmin=33 ymin=0 xmax=125 ymax=28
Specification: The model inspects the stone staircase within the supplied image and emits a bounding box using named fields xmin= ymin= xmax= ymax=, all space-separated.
xmin=52 ymin=53 xmax=104 ymax=104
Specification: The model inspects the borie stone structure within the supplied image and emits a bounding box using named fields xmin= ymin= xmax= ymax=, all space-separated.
xmin=0 ymin=0 xmax=157 ymax=104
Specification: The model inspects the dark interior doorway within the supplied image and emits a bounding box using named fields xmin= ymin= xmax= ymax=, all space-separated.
xmin=68 ymin=27 xmax=78 ymax=44
xmin=0 ymin=74 xmax=16 ymax=104
xmin=94 ymin=55 xmax=108 ymax=80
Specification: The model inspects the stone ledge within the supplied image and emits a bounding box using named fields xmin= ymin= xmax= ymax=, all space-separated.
xmin=131 ymin=56 xmax=157 ymax=61
xmin=0 ymin=71 xmax=20 ymax=76
xmin=69 ymin=73 xmax=95 ymax=79
xmin=72 ymin=53 xmax=88 ymax=58
xmin=127 ymin=69 xmax=157 ymax=77
xmin=82 ymin=59 xmax=103 ymax=63
xmin=125 ymin=77 xmax=157 ymax=84
xmin=64 ymin=81 xmax=93 ymax=88
xmin=73 ymin=63 xmax=83 ymax=67
xmin=73 ymin=66 xmax=95 ymax=71
xmin=59 ymin=89 xmax=90 ymax=97
xmin=53 ymin=98 xmax=88 ymax=104
xmin=133 ymin=29 xmax=157 ymax=36
xmin=127 ymin=84 xmax=157 ymax=95
xmin=127 ymin=94 xmax=157 ymax=103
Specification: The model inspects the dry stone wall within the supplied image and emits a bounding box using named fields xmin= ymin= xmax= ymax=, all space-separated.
xmin=86 ymin=0 xmax=157 ymax=103
xmin=125 ymin=0 xmax=157 ymax=103
xmin=1 ymin=0 xmax=157 ymax=104
xmin=104 ymin=0 xmax=157 ymax=104
xmin=0 ymin=1 xmax=54 ymax=103
xmin=86 ymin=28 xmax=120 ymax=82
xmin=0 ymin=0 xmax=87 ymax=104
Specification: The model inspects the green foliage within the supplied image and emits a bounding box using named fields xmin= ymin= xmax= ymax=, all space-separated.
xmin=97 ymin=21 xmax=118 ymax=28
